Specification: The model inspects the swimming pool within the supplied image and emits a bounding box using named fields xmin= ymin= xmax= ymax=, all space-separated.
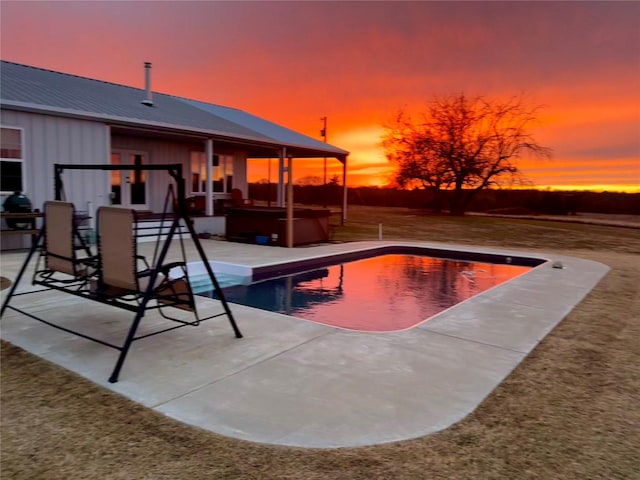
xmin=198 ymin=248 xmax=540 ymax=332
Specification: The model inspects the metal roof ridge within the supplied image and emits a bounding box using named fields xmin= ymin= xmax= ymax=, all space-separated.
xmin=0 ymin=59 xmax=149 ymax=95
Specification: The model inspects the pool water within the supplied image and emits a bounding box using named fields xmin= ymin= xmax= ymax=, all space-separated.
xmin=201 ymin=254 xmax=531 ymax=332
xmin=190 ymin=271 xmax=249 ymax=292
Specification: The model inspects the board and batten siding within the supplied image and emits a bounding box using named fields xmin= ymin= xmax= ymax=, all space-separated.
xmin=1 ymin=110 xmax=109 ymax=209
xmin=1 ymin=110 xmax=109 ymax=249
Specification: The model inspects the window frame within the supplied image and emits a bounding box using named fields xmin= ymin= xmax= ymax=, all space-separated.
xmin=0 ymin=125 xmax=26 ymax=195
xmin=189 ymin=151 xmax=233 ymax=195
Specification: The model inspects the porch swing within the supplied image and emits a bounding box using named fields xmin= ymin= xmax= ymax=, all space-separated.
xmin=1 ymin=163 xmax=242 ymax=383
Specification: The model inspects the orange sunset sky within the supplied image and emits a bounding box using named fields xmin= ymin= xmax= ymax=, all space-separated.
xmin=1 ymin=1 xmax=639 ymax=192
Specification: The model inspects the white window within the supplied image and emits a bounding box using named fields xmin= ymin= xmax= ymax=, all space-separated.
xmin=190 ymin=152 xmax=234 ymax=194
xmin=1 ymin=127 xmax=24 ymax=193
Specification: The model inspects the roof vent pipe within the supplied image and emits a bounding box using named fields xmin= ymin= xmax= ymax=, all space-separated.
xmin=141 ymin=62 xmax=153 ymax=107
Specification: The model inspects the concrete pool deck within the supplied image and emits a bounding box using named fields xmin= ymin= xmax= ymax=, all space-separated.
xmin=0 ymin=240 xmax=609 ymax=448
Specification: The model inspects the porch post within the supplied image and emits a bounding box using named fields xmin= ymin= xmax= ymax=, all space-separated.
xmin=342 ymin=157 xmax=348 ymax=225
xmin=205 ymin=139 xmax=213 ymax=216
xmin=277 ymin=149 xmax=285 ymax=207
xmin=286 ymin=152 xmax=294 ymax=248
xmin=105 ymin=125 xmax=112 ymax=207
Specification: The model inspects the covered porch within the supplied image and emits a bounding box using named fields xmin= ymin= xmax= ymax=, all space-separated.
xmin=109 ymin=123 xmax=348 ymax=248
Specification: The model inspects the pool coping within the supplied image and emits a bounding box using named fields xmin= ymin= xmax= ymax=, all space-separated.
xmin=0 ymin=240 xmax=610 ymax=448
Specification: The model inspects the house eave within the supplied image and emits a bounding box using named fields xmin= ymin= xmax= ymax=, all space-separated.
xmin=1 ymin=100 xmax=349 ymax=161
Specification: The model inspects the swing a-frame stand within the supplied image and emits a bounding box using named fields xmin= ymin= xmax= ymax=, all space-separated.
xmin=1 ymin=163 xmax=242 ymax=383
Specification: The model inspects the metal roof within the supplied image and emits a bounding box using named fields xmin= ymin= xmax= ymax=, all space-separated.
xmin=0 ymin=61 xmax=348 ymax=160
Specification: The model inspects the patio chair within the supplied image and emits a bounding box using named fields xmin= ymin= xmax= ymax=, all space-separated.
xmin=34 ymin=201 xmax=96 ymax=286
xmin=95 ymin=206 xmax=195 ymax=312
xmin=230 ymin=188 xmax=253 ymax=207
xmin=93 ymin=205 xmax=247 ymax=382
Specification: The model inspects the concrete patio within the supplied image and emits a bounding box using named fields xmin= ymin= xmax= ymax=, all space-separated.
xmin=0 ymin=240 xmax=609 ymax=448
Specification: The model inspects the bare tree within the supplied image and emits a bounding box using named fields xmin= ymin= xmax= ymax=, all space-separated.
xmin=383 ymin=94 xmax=551 ymax=215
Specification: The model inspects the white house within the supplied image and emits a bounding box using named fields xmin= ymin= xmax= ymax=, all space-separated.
xmin=0 ymin=61 xmax=348 ymax=248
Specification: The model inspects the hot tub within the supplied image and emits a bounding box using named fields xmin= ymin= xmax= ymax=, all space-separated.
xmin=225 ymin=206 xmax=331 ymax=246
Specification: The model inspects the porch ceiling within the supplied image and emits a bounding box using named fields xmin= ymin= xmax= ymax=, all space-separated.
xmin=110 ymin=125 xmax=347 ymax=163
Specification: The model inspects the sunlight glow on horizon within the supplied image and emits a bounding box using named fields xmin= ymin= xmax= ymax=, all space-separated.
xmin=248 ymin=120 xmax=639 ymax=192
xmin=278 ymin=111 xmax=639 ymax=193
xmin=248 ymin=158 xmax=639 ymax=193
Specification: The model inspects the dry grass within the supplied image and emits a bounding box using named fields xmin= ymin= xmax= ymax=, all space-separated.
xmin=2 ymin=206 xmax=639 ymax=479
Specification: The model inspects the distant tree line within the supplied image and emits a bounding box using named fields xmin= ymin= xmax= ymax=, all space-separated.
xmin=247 ymin=183 xmax=640 ymax=216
